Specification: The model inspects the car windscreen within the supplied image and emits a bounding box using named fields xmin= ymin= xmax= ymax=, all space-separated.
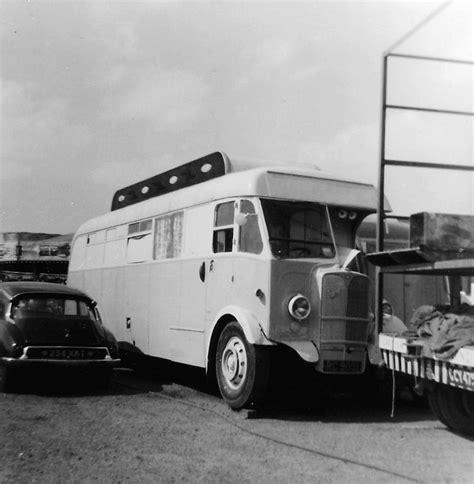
xmin=11 ymin=295 xmax=98 ymax=321
xmin=260 ymin=199 xmax=336 ymax=259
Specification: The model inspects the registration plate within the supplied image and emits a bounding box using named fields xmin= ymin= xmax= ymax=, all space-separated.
xmin=323 ymin=360 xmax=362 ymax=373
xmin=447 ymin=366 xmax=474 ymax=391
xmin=26 ymin=347 xmax=108 ymax=360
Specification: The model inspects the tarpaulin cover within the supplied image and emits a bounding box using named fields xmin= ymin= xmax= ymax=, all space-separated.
xmin=410 ymin=305 xmax=474 ymax=360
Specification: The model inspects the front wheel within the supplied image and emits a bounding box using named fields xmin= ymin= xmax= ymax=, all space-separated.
xmin=216 ymin=321 xmax=269 ymax=410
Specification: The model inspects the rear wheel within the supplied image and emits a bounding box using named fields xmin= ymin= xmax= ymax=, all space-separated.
xmin=432 ymin=384 xmax=474 ymax=436
xmin=0 ymin=366 xmax=14 ymax=393
xmin=427 ymin=385 xmax=450 ymax=428
xmin=216 ymin=321 xmax=269 ymax=410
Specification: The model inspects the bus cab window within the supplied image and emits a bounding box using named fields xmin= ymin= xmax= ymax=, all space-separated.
xmin=213 ymin=202 xmax=234 ymax=253
xmin=238 ymin=200 xmax=263 ymax=254
xmin=261 ymin=199 xmax=335 ymax=259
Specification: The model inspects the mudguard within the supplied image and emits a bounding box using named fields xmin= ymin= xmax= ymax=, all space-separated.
xmin=205 ymin=305 xmax=274 ymax=371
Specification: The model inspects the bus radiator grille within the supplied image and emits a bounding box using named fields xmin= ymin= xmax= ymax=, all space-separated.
xmin=320 ymin=273 xmax=369 ymax=344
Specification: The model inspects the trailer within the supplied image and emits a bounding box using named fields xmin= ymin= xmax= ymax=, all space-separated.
xmin=367 ymin=49 xmax=474 ymax=434
xmin=368 ymin=243 xmax=474 ymax=435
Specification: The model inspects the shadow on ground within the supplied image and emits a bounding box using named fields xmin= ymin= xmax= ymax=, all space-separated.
xmin=8 ymin=366 xmax=144 ymax=397
xmin=112 ymin=350 xmax=436 ymax=425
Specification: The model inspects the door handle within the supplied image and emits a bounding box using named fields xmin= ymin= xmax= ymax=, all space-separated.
xmin=199 ymin=261 xmax=206 ymax=282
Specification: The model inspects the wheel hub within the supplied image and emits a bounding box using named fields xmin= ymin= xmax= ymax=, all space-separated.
xmin=221 ymin=336 xmax=247 ymax=390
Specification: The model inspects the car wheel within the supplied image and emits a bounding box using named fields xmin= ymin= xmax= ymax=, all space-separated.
xmin=0 ymin=366 xmax=14 ymax=393
xmin=216 ymin=321 xmax=269 ymax=410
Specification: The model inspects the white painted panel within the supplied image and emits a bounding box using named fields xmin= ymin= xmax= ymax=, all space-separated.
xmin=86 ymin=242 xmax=104 ymax=269
xmin=69 ymin=235 xmax=87 ymax=271
xmin=126 ymin=234 xmax=153 ymax=263
xmin=100 ymin=267 xmax=126 ymax=342
xmin=232 ymin=255 xmax=271 ymax=333
xmin=378 ymin=333 xmax=395 ymax=351
xmin=183 ymin=204 xmax=213 ymax=258
xmin=104 ymin=239 xmax=126 ymax=268
xmin=267 ymin=172 xmax=379 ymax=210
xmin=180 ymin=258 xmax=206 ymax=332
xmin=124 ymin=264 xmax=150 ymax=354
xmin=392 ymin=336 xmax=408 ymax=353
xmin=148 ymin=260 xmax=182 ymax=360
xmin=83 ymin=268 xmax=103 ymax=306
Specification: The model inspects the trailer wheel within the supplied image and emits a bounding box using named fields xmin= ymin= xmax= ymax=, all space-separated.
xmin=427 ymin=385 xmax=450 ymax=428
xmin=435 ymin=385 xmax=474 ymax=436
xmin=216 ymin=321 xmax=269 ymax=410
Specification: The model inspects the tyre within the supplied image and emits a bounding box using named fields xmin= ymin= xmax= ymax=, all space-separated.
xmin=435 ymin=384 xmax=474 ymax=436
xmin=0 ymin=366 xmax=15 ymax=393
xmin=216 ymin=321 xmax=269 ymax=410
xmin=427 ymin=385 xmax=450 ymax=428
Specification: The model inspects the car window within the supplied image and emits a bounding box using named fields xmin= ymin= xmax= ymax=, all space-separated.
xmin=11 ymin=296 xmax=97 ymax=321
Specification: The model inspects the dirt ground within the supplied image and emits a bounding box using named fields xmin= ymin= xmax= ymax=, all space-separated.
xmin=1 ymin=362 xmax=473 ymax=484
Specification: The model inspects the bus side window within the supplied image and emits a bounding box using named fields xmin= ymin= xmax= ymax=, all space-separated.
xmin=127 ymin=219 xmax=153 ymax=263
xmin=154 ymin=212 xmax=184 ymax=259
xmin=213 ymin=202 xmax=234 ymax=253
xmin=238 ymin=200 xmax=263 ymax=254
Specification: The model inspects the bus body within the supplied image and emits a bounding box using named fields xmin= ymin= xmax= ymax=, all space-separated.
xmin=68 ymin=152 xmax=382 ymax=408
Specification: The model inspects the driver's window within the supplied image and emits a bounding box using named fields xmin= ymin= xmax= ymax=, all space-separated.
xmin=238 ymin=200 xmax=263 ymax=254
xmin=213 ymin=202 xmax=235 ymax=253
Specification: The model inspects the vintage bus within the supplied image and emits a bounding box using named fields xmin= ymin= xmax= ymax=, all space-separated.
xmin=68 ymin=152 xmax=383 ymax=408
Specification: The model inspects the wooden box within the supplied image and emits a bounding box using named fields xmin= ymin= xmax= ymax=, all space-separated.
xmin=410 ymin=212 xmax=474 ymax=251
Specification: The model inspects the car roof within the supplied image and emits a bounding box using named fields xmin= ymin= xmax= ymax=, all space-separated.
xmin=0 ymin=282 xmax=90 ymax=300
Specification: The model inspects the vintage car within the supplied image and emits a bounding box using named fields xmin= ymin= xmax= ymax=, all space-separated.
xmin=0 ymin=282 xmax=120 ymax=392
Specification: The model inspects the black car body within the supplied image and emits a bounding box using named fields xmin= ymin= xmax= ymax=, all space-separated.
xmin=0 ymin=282 xmax=120 ymax=391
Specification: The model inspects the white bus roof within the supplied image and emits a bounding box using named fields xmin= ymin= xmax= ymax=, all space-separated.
xmin=75 ymin=163 xmax=389 ymax=236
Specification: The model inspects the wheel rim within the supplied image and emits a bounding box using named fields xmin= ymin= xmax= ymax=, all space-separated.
xmin=221 ymin=336 xmax=247 ymax=391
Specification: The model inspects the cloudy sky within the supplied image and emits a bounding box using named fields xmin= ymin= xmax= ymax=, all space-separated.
xmin=1 ymin=0 xmax=472 ymax=235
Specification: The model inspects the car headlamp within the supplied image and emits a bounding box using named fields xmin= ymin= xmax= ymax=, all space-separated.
xmin=288 ymin=294 xmax=311 ymax=320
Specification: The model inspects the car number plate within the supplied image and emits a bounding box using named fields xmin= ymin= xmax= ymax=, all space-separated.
xmin=27 ymin=347 xmax=107 ymax=360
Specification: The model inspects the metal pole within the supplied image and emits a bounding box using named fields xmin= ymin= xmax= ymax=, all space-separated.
xmin=375 ymin=55 xmax=389 ymax=333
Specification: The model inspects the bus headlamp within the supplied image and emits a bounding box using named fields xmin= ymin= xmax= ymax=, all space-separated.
xmin=288 ymin=294 xmax=311 ymax=320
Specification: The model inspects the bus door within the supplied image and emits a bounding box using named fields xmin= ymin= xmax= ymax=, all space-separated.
xmin=123 ymin=219 xmax=154 ymax=354
xmin=205 ymin=201 xmax=237 ymax=323
xmin=177 ymin=205 xmax=209 ymax=367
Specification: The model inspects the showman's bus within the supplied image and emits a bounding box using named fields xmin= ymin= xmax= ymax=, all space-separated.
xmin=68 ymin=152 xmax=385 ymax=409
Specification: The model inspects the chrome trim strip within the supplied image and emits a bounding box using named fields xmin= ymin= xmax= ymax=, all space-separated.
xmin=169 ymin=327 xmax=204 ymax=333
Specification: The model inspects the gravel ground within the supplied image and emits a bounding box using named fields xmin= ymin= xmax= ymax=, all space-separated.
xmin=0 ymin=363 xmax=473 ymax=484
